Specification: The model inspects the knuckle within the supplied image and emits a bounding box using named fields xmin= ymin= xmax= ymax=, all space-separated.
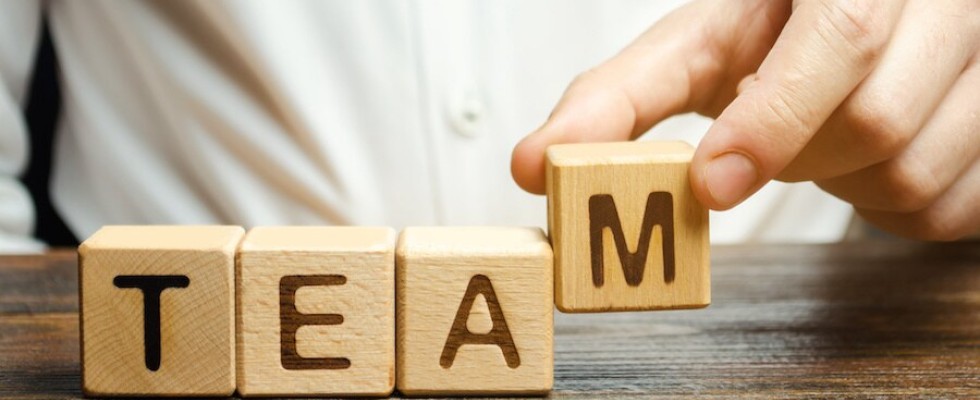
xmin=758 ymin=88 xmax=818 ymax=148
xmin=879 ymin=159 xmax=943 ymax=212
xmin=819 ymin=0 xmax=890 ymax=63
xmin=860 ymin=208 xmax=966 ymax=242
xmin=843 ymin=95 xmax=916 ymax=160
xmin=906 ymin=208 xmax=968 ymax=242
xmin=568 ymin=68 xmax=602 ymax=92
xmin=765 ymin=90 xmax=810 ymax=128
xmin=915 ymin=218 xmax=965 ymax=241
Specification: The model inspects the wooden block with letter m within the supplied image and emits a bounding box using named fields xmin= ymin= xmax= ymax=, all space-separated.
xmin=78 ymin=225 xmax=243 ymax=396
xmin=546 ymin=141 xmax=710 ymax=312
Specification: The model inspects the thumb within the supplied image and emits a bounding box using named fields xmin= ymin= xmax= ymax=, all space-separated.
xmin=690 ymin=0 xmax=903 ymax=210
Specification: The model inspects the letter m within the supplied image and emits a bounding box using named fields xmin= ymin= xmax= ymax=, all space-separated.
xmin=588 ymin=192 xmax=675 ymax=287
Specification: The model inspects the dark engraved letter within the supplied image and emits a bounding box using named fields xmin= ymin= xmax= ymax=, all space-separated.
xmin=279 ymin=275 xmax=350 ymax=370
xmin=588 ymin=192 xmax=675 ymax=287
xmin=113 ymin=275 xmax=190 ymax=372
xmin=440 ymin=274 xmax=520 ymax=369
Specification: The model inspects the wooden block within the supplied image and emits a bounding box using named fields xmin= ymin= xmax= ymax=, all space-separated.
xmin=78 ymin=225 xmax=243 ymax=396
xmin=395 ymin=227 xmax=553 ymax=396
xmin=236 ymin=226 xmax=395 ymax=397
xmin=546 ymin=141 xmax=710 ymax=312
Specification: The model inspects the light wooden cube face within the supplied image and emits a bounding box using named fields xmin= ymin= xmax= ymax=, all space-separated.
xmin=78 ymin=226 xmax=243 ymax=396
xmin=236 ymin=227 xmax=396 ymax=397
xmin=547 ymin=141 xmax=710 ymax=312
xmin=395 ymin=227 xmax=554 ymax=396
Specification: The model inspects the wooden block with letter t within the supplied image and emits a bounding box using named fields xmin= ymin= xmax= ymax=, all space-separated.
xmin=78 ymin=225 xmax=244 ymax=396
xmin=236 ymin=226 xmax=396 ymax=397
xmin=546 ymin=141 xmax=710 ymax=312
xmin=395 ymin=227 xmax=553 ymax=396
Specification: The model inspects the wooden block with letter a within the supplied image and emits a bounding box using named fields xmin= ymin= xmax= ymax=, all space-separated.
xmin=395 ymin=227 xmax=553 ymax=396
xmin=546 ymin=141 xmax=710 ymax=312
xmin=78 ymin=225 xmax=244 ymax=396
xmin=236 ymin=226 xmax=396 ymax=397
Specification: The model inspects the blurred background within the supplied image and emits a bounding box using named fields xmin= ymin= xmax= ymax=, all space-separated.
xmin=21 ymin=21 xmax=77 ymax=246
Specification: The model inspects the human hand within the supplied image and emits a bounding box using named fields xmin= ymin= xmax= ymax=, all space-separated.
xmin=511 ymin=0 xmax=979 ymax=240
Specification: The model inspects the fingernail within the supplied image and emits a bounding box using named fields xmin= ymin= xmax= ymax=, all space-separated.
xmin=704 ymin=152 xmax=758 ymax=208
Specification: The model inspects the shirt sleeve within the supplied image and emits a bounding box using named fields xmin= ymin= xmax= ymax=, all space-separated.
xmin=0 ymin=0 xmax=44 ymax=253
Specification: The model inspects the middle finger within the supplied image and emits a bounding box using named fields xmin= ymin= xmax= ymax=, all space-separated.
xmin=777 ymin=0 xmax=976 ymax=182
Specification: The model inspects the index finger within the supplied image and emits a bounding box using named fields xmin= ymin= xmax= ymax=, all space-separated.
xmin=510 ymin=0 xmax=778 ymax=194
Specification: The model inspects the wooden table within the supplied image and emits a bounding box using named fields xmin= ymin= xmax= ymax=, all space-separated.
xmin=1 ymin=243 xmax=978 ymax=398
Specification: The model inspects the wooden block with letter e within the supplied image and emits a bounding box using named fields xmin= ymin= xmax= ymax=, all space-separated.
xmin=546 ymin=141 xmax=710 ymax=312
xmin=236 ymin=226 xmax=396 ymax=397
xmin=78 ymin=225 xmax=244 ymax=396
xmin=395 ymin=227 xmax=553 ymax=396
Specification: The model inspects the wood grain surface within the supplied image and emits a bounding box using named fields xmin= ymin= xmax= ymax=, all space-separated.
xmin=396 ymin=227 xmax=553 ymax=396
xmin=547 ymin=141 xmax=710 ymax=312
xmin=78 ymin=226 xmax=244 ymax=396
xmin=236 ymin=226 xmax=396 ymax=397
xmin=1 ymin=241 xmax=978 ymax=399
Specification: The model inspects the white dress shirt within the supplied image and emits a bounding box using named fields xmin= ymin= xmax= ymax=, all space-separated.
xmin=0 ymin=0 xmax=853 ymax=252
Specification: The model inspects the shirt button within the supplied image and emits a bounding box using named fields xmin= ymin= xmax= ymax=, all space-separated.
xmin=449 ymin=87 xmax=486 ymax=138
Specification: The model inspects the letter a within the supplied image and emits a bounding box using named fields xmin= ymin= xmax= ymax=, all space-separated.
xmin=588 ymin=191 xmax=675 ymax=287
xmin=440 ymin=275 xmax=520 ymax=369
